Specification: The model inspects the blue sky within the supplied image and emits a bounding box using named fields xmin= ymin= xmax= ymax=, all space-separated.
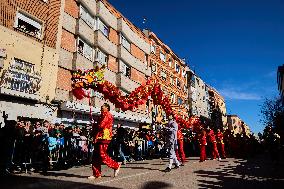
xmin=109 ymin=0 xmax=284 ymax=134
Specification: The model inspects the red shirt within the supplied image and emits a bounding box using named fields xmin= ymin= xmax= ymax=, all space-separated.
xmin=93 ymin=111 xmax=113 ymax=143
xmin=207 ymin=130 xmax=217 ymax=143
xmin=216 ymin=131 xmax=224 ymax=144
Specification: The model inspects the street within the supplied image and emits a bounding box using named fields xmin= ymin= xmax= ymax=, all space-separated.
xmin=1 ymin=155 xmax=283 ymax=189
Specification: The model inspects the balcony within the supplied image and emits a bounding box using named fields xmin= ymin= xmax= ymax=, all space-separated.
xmin=118 ymin=45 xmax=151 ymax=76
xmin=73 ymin=52 xmax=94 ymax=70
xmin=116 ymin=72 xmax=139 ymax=93
xmin=96 ymin=0 xmax=118 ymax=30
xmin=104 ymin=69 xmax=117 ymax=83
xmin=94 ymin=30 xmax=117 ymax=57
xmin=62 ymin=12 xmax=76 ymax=34
xmin=76 ymin=18 xmax=95 ymax=45
xmin=59 ymin=48 xmax=73 ymax=70
xmin=117 ymin=18 xmax=150 ymax=54
xmin=79 ymin=0 xmax=97 ymax=16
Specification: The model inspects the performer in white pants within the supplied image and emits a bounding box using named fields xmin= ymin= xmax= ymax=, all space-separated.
xmin=164 ymin=114 xmax=180 ymax=172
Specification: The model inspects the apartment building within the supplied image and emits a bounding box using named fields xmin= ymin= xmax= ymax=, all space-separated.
xmin=208 ymin=86 xmax=227 ymax=130
xmin=187 ymin=70 xmax=211 ymax=120
xmin=227 ymin=115 xmax=251 ymax=137
xmin=55 ymin=0 xmax=151 ymax=127
xmin=278 ymin=65 xmax=284 ymax=103
xmin=0 ymin=0 xmax=63 ymax=124
xmin=143 ymin=30 xmax=189 ymax=121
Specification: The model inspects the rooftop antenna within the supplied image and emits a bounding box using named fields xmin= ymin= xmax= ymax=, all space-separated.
xmin=142 ymin=17 xmax=148 ymax=29
xmin=143 ymin=17 xmax=147 ymax=24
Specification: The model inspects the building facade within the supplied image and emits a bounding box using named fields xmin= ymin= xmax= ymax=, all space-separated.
xmin=143 ymin=30 xmax=189 ymax=121
xmin=277 ymin=65 xmax=284 ymax=103
xmin=55 ymin=0 xmax=152 ymax=127
xmin=0 ymin=0 xmax=63 ymax=124
xmin=227 ymin=115 xmax=251 ymax=137
xmin=207 ymin=86 xmax=227 ymax=130
xmin=187 ymin=70 xmax=211 ymax=120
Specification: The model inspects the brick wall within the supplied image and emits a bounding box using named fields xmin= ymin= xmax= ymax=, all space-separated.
xmin=131 ymin=68 xmax=146 ymax=84
xmin=0 ymin=0 xmax=61 ymax=48
xmin=57 ymin=67 xmax=72 ymax=91
xmin=109 ymin=27 xmax=119 ymax=45
xmin=64 ymin=0 xmax=78 ymax=18
xmin=107 ymin=55 xmax=118 ymax=73
xmin=61 ymin=29 xmax=75 ymax=52
xmin=131 ymin=43 xmax=145 ymax=62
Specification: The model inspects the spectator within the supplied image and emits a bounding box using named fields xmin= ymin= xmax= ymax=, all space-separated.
xmin=116 ymin=123 xmax=127 ymax=164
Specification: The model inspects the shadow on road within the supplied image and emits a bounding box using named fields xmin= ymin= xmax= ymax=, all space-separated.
xmin=140 ymin=181 xmax=173 ymax=189
xmin=0 ymin=175 xmax=173 ymax=189
xmin=194 ymin=155 xmax=284 ymax=189
xmin=0 ymin=175 xmax=120 ymax=189
xmin=40 ymin=171 xmax=87 ymax=178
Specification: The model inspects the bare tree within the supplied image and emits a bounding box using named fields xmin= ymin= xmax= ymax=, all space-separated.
xmin=260 ymin=96 xmax=284 ymax=143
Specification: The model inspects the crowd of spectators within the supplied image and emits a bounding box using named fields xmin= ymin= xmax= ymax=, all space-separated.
xmin=0 ymin=116 xmax=281 ymax=175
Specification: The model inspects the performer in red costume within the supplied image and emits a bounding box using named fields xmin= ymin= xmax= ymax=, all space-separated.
xmin=88 ymin=103 xmax=121 ymax=179
xmin=199 ymin=130 xmax=207 ymax=162
xmin=207 ymin=128 xmax=221 ymax=160
xmin=216 ymin=129 xmax=226 ymax=159
xmin=175 ymin=128 xmax=186 ymax=165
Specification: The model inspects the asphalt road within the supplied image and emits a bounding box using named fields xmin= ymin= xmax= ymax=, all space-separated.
xmin=1 ymin=155 xmax=283 ymax=189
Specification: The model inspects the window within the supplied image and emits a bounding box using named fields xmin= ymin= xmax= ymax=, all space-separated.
xmin=160 ymin=51 xmax=166 ymax=62
xmin=97 ymin=18 xmax=109 ymax=37
xmin=80 ymin=5 xmax=94 ymax=28
xmin=14 ymin=11 xmax=43 ymax=39
xmin=175 ymin=63 xmax=180 ymax=73
xmin=77 ymin=38 xmax=93 ymax=61
xmin=190 ymin=76 xmax=195 ymax=87
xmin=178 ymin=98 xmax=183 ymax=105
xmin=168 ymin=59 xmax=172 ymax=68
xmin=160 ymin=70 xmax=167 ymax=80
xmin=95 ymin=48 xmax=108 ymax=65
xmin=171 ymin=93 xmax=175 ymax=103
xmin=150 ymin=42 xmax=156 ymax=53
xmin=163 ymin=88 xmax=168 ymax=96
xmin=120 ymin=34 xmax=131 ymax=51
xmin=170 ymin=76 xmax=174 ymax=85
xmin=196 ymin=78 xmax=200 ymax=85
xmin=120 ymin=60 xmax=131 ymax=78
xmin=184 ymin=85 xmax=187 ymax=92
xmin=8 ymin=58 xmax=41 ymax=94
xmin=151 ymin=62 xmax=157 ymax=74
xmin=176 ymin=78 xmax=181 ymax=88
xmin=182 ymin=69 xmax=187 ymax=78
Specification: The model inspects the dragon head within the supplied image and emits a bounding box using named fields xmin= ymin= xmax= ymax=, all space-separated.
xmin=71 ymin=65 xmax=105 ymax=99
xmin=71 ymin=65 xmax=105 ymax=88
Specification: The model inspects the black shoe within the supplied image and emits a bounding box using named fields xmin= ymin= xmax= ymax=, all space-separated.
xmin=173 ymin=164 xmax=180 ymax=169
xmin=164 ymin=167 xmax=171 ymax=172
